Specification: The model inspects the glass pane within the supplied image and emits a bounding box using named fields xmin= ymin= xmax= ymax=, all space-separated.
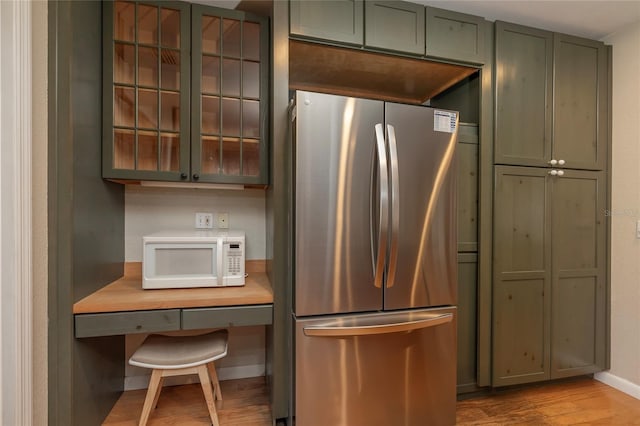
xmin=114 ymin=1 xmax=135 ymax=42
xmin=242 ymin=138 xmax=260 ymax=177
xmin=138 ymin=88 xmax=158 ymax=128
xmin=160 ymin=133 xmax=180 ymax=171
xmin=222 ymin=58 xmax=240 ymax=97
xmin=242 ymin=100 xmax=259 ymax=138
xmin=222 ymin=19 xmax=241 ymax=57
xmin=202 ymin=136 xmax=220 ymax=174
xmin=242 ymin=61 xmax=259 ymax=99
xmin=202 ymin=55 xmax=220 ymax=94
xmin=222 ymin=98 xmax=240 ymax=136
xmin=202 ymin=16 xmax=221 ymax=54
xmin=202 ymin=96 xmax=220 ymax=134
xmin=138 ymin=46 xmax=158 ymax=87
xmin=113 ymin=129 xmax=135 ymax=169
xmin=222 ymin=138 xmax=240 ymax=176
xmin=114 ymin=43 xmax=135 ymax=84
xmin=161 ymin=49 xmax=180 ymax=90
xmin=161 ymin=8 xmax=180 ymax=48
xmin=138 ymin=4 xmax=158 ymax=45
xmin=243 ymin=21 xmax=260 ymax=61
xmin=138 ymin=131 xmax=158 ymax=170
xmin=114 ymin=86 xmax=135 ymax=127
xmin=161 ymin=91 xmax=180 ymax=132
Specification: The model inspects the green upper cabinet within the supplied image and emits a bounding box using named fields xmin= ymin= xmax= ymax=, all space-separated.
xmin=190 ymin=5 xmax=269 ymax=184
xmin=553 ymin=34 xmax=607 ymax=171
xmin=494 ymin=22 xmax=553 ymax=167
xmin=425 ymin=7 xmax=486 ymax=65
xmin=103 ymin=1 xmax=191 ymax=182
xmin=289 ymin=0 xmax=363 ymax=45
xmin=103 ymin=1 xmax=269 ymax=185
xmin=494 ymin=22 xmax=607 ymax=171
xmin=364 ymin=1 xmax=424 ymax=55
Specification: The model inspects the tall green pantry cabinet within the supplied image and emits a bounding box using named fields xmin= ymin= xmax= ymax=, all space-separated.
xmin=492 ymin=21 xmax=609 ymax=387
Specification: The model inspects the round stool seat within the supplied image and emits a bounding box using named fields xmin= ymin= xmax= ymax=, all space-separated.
xmin=130 ymin=329 xmax=228 ymax=369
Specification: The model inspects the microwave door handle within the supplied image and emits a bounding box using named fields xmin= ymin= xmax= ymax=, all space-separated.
xmin=386 ymin=124 xmax=400 ymax=288
xmin=372 ymin=123 xmax=389 ymax=289
xmin=217 ymin=237 xmax=224 ymax=286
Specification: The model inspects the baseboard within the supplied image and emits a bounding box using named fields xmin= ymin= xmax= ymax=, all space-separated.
xmin=595 ymin=371 xmax=640 ymax=400
xmin=124 ymin=364 xmax=266 ymax=391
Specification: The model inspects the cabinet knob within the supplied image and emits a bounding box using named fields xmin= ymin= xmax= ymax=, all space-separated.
xmin=548 ymin=170 xmax=558 ymax=176
xmin=549 ymin=159 xmax=558 ymax=165
xmin=557 ymin=170 xmax=565 ymax=176
xmin=558 ymin=159 xmax=566 ymax=166
xmin=193 ymin=173 xmax=200 ymax=181
xmin=180 ymin=173 xmax=188 ymax=180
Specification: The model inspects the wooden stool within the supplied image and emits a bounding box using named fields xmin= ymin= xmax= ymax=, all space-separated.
xmin=129 ymin=329 xmax=228 ymax=426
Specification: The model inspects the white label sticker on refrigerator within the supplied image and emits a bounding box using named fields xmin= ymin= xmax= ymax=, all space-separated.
xmin=434 ymin=110 xmax=457 ymax=133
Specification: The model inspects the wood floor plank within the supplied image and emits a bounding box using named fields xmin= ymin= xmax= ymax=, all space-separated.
xmin=457 ymin=378 xmax=640 ymax=425
xmin=105 ymin=376 xmax=640 ymax=425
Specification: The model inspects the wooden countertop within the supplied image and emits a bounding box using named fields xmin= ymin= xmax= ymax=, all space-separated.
xmin=73 ymin=261 xmax=273 ymax=314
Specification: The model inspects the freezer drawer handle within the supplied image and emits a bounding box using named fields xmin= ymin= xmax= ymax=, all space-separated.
xmin=303 ymin=313 xmax=452 ymax=337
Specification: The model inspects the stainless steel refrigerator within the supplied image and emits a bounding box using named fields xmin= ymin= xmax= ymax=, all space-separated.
xmin=292 ymin=90 xmax=459 ymax=426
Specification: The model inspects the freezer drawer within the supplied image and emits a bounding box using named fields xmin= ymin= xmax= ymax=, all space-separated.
xmin=295 ymin=307 xmax=457 ymax=426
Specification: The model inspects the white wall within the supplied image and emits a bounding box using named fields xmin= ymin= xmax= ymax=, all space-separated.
xmin=124 ymin=185 xmax=268 ymax=388
xmin=596 ymin=21 xmax=640 ymax=398
xmin=125 ymin=185 xmax=266 ymax=261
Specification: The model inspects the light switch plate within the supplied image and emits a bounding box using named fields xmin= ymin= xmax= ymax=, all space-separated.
xmin=636 ymin=220 xmax=640 ymax=239
xmin=195 ymin=212 xmax=213 ymax=229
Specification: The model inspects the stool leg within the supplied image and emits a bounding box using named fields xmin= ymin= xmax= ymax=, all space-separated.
xmin=139 ymin=369 xmax=164 ymax=426
xmin=197 ymin=365 xmax=220 ymax=426
xmin=206 ymin=361 xmax=223 ymax=401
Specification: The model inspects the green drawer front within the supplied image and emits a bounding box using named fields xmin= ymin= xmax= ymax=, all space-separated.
xmin=75 ymin=309 xmax=181 ymax=338
xmin=182 ymin=304 xmax=273 ymax=330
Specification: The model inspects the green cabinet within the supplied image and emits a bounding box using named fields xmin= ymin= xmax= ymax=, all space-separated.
xmin=550 ymin=170 xmax=606 ymax=378
xmin=103 ymin=1 xmax=269 ymax=185
xmin=456 ymin=123 xmax=479 ymax=393
xmin=553 ymin=34 xmax=608 ymax=171
xmin=425 ymin=7 xmax=486 ymax=65
xmin=289 ymin=0 xmax=363 ymax=45
xmin=457 ymin=253 xmax=478 ymax=392
xmin=495 ymin=22 xmax=607 ymax=171
xmin=289 ymin=1 xmax=487 ymax=64
xmin=494 ymin=22 xmax=553 ymax=167
xmin=492 ymin=166 xmax=606 ymax=386
xmin=364 ymin=1 xmax=424 ymax=55
xmin=457 ymin=123 xmax=478 ymax=252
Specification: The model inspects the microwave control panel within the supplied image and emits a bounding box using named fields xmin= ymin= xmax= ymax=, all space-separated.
xmin=226 ymin=243 xmax=244 ymax=276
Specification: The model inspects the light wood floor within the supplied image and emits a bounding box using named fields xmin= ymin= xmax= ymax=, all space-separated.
xmin=104 ymin=376 xmax=640 ymax=425
xmin=102 ymin=376 xmax=271 ymax=426
xmin=457 ymin=378 xmax=640 ymax=425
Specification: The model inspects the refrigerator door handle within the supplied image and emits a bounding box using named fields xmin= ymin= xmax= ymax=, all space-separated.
xmin=372 ymin=123 xmax=389 ymax=289
xmin=386 ymin=124 xmax=400 ymax=288
xmin=303 ymin=313 xmax=452 ymax=337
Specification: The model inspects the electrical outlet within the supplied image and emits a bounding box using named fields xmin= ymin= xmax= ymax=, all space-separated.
xmin=195 ymin=212 xmax=213 ymax=229
xmin=217 ymin=212 xmax=229 ymax=229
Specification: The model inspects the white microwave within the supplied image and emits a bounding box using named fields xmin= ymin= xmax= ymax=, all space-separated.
xmin=142 ymin=230 xmax=245 ymax=289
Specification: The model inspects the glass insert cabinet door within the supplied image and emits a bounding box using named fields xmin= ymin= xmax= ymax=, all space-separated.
xmin=191 ymin=5 xmax=268 ymax=184
xmin=103 ymin=1 xmax=268 ymax=185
